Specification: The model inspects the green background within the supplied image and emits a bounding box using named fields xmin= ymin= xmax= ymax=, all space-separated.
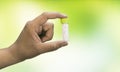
xmin=0 ymin=0 xmax=120 ymax=72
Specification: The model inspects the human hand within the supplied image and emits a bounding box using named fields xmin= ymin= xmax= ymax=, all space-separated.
xmin=9 ymin=12 xmax=68 ymax=61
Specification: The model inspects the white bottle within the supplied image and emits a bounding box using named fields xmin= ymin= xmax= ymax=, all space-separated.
xmin=61 ymin=18 xmax=69 ymax=42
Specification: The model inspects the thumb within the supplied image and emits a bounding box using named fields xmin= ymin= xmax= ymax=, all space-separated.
xmin=40 ymin=40 xmax=68 ymax=53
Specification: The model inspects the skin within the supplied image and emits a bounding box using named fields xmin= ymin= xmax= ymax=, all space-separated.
xmin=0 ymin=12 xmax=68 ymax=69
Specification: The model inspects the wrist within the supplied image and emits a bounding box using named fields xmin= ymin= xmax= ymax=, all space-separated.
xmin=8 ymin=44 xmax=26 ymax=62
xmin=0 ymin=45 xmax=25 ymax=68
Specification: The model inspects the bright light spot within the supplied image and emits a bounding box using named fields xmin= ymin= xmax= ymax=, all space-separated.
xmin=13 ymin=2 xmax=43 ymax=29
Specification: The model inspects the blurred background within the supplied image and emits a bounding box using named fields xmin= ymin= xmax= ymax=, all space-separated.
xmin=0 ymin=0 xmax=120 ymax=72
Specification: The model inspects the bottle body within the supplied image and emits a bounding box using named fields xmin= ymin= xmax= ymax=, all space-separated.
xmin=62 ymin=23 xmax=69 ymax=41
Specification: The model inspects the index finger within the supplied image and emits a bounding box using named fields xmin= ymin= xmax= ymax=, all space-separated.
xmin=32 ymin=12 xmax=67 ymax=26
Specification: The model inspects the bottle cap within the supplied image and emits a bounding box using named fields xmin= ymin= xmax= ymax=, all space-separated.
xmin=61 ymin=18 xmax=67 ymax=24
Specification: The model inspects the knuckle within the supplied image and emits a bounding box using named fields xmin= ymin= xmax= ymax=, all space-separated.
xmin=26 ymin=20 xmax=32 ymax=25
xmin=51 ymin=44 xmax=57 ymax=50
xmin=25 ymin=21 xmax=32 ymax=27
xmin=24 ymin=21 xmax=34 ymax=32
xmin=49 ymin=44 xmax=54 ymax=48
xmin=49 ymin=23 xmax=54 ymax=28
xmin=56 ymin=41 xmax=63 ymax=48
xmin=48 ymin=36 xmax=53 ymax=40
xmin=46 ymin=35 xmax=53 ymax=41
xmin=47 ymin=23 xmax=54 ymax=30
xmin=52 ymin=42 xmax=61 ymax=49
xmin=44 ymin=23 xmax=54 ymax=31
xmin=47 ymin=32 xmax=53 ymax=40
xmin=54 ymin=12 xmax=60 ymax=14
xmin=42 ymin=12 xmax=48 ymax=16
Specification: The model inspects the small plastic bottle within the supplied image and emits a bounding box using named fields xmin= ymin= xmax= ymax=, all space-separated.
xmin=61 ymin=18 xmax=69 ymax=42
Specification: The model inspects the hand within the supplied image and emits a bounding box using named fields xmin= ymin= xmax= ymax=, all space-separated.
xmin=9 ymin=12 xmax=68 ymax=61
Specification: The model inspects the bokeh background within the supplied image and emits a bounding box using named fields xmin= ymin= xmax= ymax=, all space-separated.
xmin=0 ymin=0 xmax=120 ymax=72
